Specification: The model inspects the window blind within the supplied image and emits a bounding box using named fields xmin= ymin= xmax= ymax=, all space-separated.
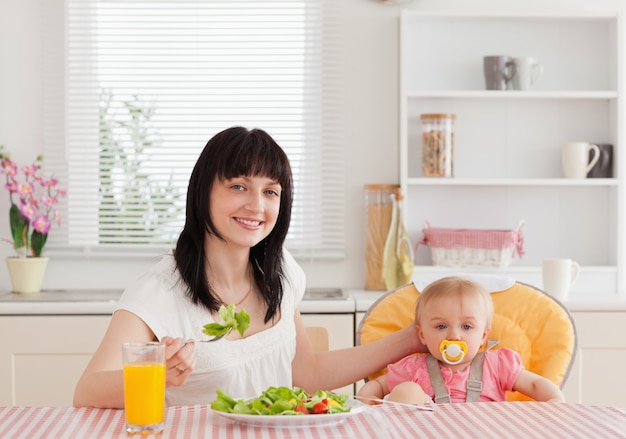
xmin=44 ymin=0 xmax=345 ymax=259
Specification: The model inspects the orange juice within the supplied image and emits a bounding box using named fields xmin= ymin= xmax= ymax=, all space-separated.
xmin=123 ymin=362 xmax=166 ymax=426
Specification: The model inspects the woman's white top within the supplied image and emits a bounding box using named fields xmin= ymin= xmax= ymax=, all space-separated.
xmin=116 ymin=249 xmax=306 ymax=406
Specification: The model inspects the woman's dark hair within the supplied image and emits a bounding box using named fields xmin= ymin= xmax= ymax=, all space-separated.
xmin=174 ymin=126 xmax=293 ymax=323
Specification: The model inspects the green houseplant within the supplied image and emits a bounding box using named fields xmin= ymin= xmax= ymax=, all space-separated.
xmin=1 ymin=145 xmax=66 ymax=293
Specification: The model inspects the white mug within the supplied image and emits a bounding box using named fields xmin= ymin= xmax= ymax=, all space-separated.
xmin=542 ymin=258 xmax=580 ymax=301
xmin=512 ymin=57 xmax=544 ymax=90
xmin=561 ymin=142 xmax=600 ymax=178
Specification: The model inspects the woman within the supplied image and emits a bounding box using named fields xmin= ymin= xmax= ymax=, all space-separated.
xmin=74 ymin=126 xmax=421 ymax=408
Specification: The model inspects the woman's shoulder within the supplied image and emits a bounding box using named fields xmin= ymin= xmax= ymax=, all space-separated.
xmin=281 ymin=248 xmax=306 ymax=302
xmin=140 ymin=252 xmax=180 ymax=284
xmin=118 ymin=253 xmax=184 ymax=305
xmin=281 ymin=248 xmax=301 ymax=273
xmin=116 ymin=252 xmax=198 ymax=338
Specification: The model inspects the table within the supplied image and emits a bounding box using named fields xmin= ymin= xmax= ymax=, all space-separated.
xmin=1 ymin=402 xmax=625 ymax=439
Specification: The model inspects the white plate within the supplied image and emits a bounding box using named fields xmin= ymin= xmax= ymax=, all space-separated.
xmin=212 ymin=398 xmax=368 ymax=428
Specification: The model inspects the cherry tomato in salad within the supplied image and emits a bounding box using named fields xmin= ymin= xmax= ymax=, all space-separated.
xmin=310 ymin=402 xmax=328 ymax=414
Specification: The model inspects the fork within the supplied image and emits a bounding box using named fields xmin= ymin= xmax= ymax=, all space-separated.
xmin=134 ymin=330 xmax=232 ymax=355
xmin=184 ymin=327 xmax=232 ymax=344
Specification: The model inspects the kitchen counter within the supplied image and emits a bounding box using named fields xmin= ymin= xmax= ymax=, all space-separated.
xmin=0 ymin=289 xmax=121 ymax=315
xmin=2 ymin=286 xmax=625 ymax=316
xmin=0 ymin=288 xmax=356 ymax=315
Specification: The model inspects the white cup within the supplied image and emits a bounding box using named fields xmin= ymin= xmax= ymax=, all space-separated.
xmin=561 ymin=142 xmax=600 ymax=178
xmin=542 ymin=258 xmax=580 ymax=301
xmin=512 ymin=57 xmax=544 ymax=90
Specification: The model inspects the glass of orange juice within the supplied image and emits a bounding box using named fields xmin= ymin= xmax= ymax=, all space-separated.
xmin=122 ymin=341 xmax=166 ymax=434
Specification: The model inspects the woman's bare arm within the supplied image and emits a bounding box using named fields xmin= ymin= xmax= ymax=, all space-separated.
xmin=291 ymin=310 xmax=423 ymax=393
xmin=73 ymin=310 xmax=195 ymax=408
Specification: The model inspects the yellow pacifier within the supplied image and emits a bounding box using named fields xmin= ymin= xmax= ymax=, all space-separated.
xmin=439 ymin=340 xmax=468 ymax=365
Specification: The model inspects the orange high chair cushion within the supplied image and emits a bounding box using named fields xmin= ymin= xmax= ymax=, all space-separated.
xmin=357 ymin=281 xmax=576 ymax=402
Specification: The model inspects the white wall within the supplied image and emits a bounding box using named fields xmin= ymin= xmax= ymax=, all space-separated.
xmin=0 ymin=0 xmax=623 ymax=292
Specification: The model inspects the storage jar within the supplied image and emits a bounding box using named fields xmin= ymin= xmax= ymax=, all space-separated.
xmin=420 ymin=113 xmax=455 ymax=177
xmin=364 ymin=184 xmax=399 ymax=290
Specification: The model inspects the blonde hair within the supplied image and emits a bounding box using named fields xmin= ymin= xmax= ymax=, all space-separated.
xmin=415 ymin=276 xmax=494 ymax=328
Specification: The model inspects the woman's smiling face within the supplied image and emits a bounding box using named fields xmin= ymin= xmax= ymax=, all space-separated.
xmin=209 ymin=175 xmax=282 ymax=249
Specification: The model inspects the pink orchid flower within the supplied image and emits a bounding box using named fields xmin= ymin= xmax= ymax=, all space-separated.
xmin=32 ymin=215 xmax=52 ymax=234
xmin=20 ymin=202 xmax=37 ymax=221
xmin=41 ymin=195 xmax=58 ymax=209
xmin=1 ymin=146 xmax=66 ymax=257
xmin=42 ymin=177 xmax=58 ymax=188
xmin=2 ymin=161 xmax=17 ymax=177
xmin=5 ymin=180 xmax=19 ymax=193
xmin=18 ymin=182 xmax=36 ymax=197
xmin=22 ymin=164 xmax=40 ymax=176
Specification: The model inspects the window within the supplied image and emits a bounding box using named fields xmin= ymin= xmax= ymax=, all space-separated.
xmin=44 ymin=0 xmax=345 ymax=259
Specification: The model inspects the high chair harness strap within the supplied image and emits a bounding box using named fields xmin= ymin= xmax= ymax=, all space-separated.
xmin=426 ymin=352 xmax=485 ymax=403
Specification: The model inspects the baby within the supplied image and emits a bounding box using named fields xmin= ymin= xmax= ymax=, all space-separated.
xmin=358 ymin=276 xmax=566 ymax=404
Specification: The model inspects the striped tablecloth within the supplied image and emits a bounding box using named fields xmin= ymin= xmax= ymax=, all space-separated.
xmin=1 ymin=402 xmax=625 ymax=438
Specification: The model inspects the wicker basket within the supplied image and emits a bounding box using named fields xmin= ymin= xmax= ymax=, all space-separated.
xmin=417 ymin=220 xmax=525 ymax=268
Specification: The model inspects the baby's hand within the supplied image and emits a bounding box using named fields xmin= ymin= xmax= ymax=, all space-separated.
xmin=387 ymin=381 xmax=432 ymax=404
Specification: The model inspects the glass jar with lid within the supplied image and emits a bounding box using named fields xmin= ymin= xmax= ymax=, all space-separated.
xmin=420 ymin=113 xmax=456 ymax=177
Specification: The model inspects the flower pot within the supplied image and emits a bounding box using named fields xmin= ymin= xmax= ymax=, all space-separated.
xmin=5 ymin=257 xmax=49 ymax=294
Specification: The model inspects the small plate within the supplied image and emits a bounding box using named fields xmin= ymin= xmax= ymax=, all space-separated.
xmin=212 ymin=398 xmax=368 ymax=428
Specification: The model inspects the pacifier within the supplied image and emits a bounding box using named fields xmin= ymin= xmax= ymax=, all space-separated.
xmin=439 ymin=340 xmax=468 ymax=365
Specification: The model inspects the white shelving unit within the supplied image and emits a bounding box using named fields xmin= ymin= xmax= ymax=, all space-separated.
xmin=399 ymin=10 xmax=624 ymax=297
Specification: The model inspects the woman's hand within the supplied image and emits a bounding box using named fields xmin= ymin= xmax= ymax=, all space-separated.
xmin=162 ymin=337 xmax=196 ymax=386
xmin=400 ymin=318 xmax=426 ymax=354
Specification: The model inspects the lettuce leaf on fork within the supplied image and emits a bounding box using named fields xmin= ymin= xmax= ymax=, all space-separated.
xmin=203 ymin=304 xmax=250 ymax=337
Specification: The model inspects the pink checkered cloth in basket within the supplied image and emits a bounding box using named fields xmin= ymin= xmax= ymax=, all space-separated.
xmin=418 ymin=226 xmax=524 ymax=257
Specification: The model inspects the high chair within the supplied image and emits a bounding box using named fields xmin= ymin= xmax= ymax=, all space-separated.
xmin=305 ymin=326 xmax=329 ymax=352
xmin=356 ymin=278 xmax=577 ymax=401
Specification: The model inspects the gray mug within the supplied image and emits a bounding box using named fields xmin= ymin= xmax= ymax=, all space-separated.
xmin=587 ymin=144 xmax=613 ymax=178
xmin=483 ymin=56 xmax=516 ymax=90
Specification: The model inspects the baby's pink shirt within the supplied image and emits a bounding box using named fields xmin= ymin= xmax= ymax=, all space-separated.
xmin=386 ymin=348 xmax=523 ymax=402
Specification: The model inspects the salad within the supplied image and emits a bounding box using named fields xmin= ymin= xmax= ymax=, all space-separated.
xmin=211 ymin=386 xmax=351 ymax=416
xmin=203 ymin=304 xmax=250 ymax=337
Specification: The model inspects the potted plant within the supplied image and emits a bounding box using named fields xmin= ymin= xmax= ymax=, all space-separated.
xmin=1 ymin=145 xmax=66 ymax=293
